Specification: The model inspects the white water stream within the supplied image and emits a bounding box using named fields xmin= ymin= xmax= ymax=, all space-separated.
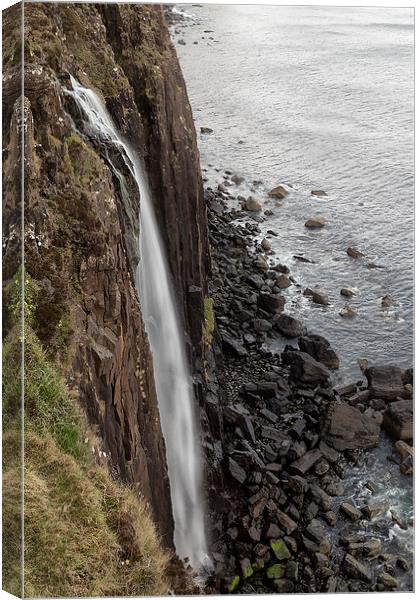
xmin=66 ymin=77 xmax=208 ymax=567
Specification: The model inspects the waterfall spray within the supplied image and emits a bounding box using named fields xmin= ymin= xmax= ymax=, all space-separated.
xmin=66 ymin=78 xmax=209 ymax=567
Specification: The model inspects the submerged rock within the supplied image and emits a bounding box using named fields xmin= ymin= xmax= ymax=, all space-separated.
xmin=340 ymin=306 xmax=357 ymax=318
xmin=305 ymin=217 xmax=325 ymax=229
xmin=312 ymin=290 xmax=329 ymax=305
xmin=311 ymin=190 xmax=328 ymax=197
xmin=245 ymin=196 xmax=262 ymax=212
xmin=347 ymin=247 xmax=365 ymax=259
xmin=268 ymin=185 xmax=289 ymax=199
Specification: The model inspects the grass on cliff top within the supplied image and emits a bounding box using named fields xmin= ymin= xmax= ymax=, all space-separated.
xmin=3 ymin=271 xmax=170 ymax=597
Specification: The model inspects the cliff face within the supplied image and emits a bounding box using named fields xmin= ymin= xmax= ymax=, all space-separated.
xmin=3 ymin=2 xmax=215 ymax=549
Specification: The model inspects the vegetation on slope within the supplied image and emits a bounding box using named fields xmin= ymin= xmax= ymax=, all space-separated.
xmin=2 ymin=272 xmax=170 ymax=597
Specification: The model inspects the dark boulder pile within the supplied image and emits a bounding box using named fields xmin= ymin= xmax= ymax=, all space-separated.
xmin=202 ymin=186 xmax=413 ymax=593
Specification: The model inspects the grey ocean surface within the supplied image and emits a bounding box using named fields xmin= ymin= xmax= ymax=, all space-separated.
xmin=175 ymin=4 xmax=414 ymax=380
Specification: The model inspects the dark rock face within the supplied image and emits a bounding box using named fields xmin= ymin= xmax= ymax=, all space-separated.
xmin=2 ymin=2 xmax=216 ymax=547
xmin=382 ymin=399 xmax=413 ymax=440
xmin=298 ymin=334 xmax=339 ymax=370
xmin=325 ymin=402 xmax=380 ymax=451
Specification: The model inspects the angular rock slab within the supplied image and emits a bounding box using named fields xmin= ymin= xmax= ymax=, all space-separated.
xmin=282 ymin=350 xmax=330 ymax=385
xmin=365 ymin=364 xmax=406 ymax=401
xmin=382 ymin=399 xmax=413 ymax=440
xmin=325 ymin=401 xmax=380 ymax=451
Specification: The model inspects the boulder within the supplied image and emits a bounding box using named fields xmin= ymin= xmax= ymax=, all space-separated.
xmin=226 ymin=457 xmax=246 ymax=484
xmin=275 ymin=274 xmax=291 ymax=289
xmin=305 ymin=217 xmax=325 ymax=229
xmin=245 ymin=196 xmax=262 ymax=212
xmin=347 ymin=247 xmax=364 ymax=259
xmin=342 ymin=554 xmax=372 ymax=583
xmin=282 ymin=350 xmax=330 ymax=385
xmin=258 ymin=292 xmax=285 ymax=314
xmin=253 ymin=319 xmax=272 ymax=333
xmin=200 ymin=126 xmax=213 ymax=133
xmin=340 ymin=503 xmax=362 ymax=522
xmin=231 ymin=174 xmax=245 ymax=185
xmin=261 ymin=238 xmax=271 ymax=252
xmin=290 ymin=449 xmax=322 ymax=475
xmin=274 ymin=314 xmax=306 ymax=338
xmin=221 ymin=333 xmax=248 ymax=357
xmin=298 ymin=334 xmax=339 ymax=370
xmin=361 ymin=501 xmax=388 ymax=520
xmin=382 ymin=399 xmax=413 ymax=440
xmin=312 ymin=290 xmax=329 ymax=305
xmin=268 ymin=185 xmax=289 ymax=199
xmin=394 ymin=440 xmax=413 ymax=462
xmin=326 ymin=402 xmax=380 ymax=451
xmin=365 ymin=365 xmax=406 ymax=401
xmin=377 ymin=572 xmax=398 ymax=589
xmin=340 ymin=288 xmax=355 ymax=297
xmin=246 ymin=273 xmax=266 ymax=289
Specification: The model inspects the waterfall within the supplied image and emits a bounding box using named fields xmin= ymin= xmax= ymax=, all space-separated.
xmin=66 ymin=78 xmax=209 ymax=567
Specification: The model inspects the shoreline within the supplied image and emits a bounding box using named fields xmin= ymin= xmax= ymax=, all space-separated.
xmin=203 ymin=183 xmax=413 ymax=593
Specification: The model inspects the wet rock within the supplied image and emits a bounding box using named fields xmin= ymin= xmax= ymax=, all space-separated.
xmin=178 ymin=38 xmax=186 ymax=45
xmin=326 ymin=401 xmax=380 ymax=450
xmin=258 ymin=292 xmax=285 ymax=314
xmin=377 ymin=572 xmax=398 ymax=589
xmin=261 ymin=238 xmax=272 ymax=252
xmin=342 ymin=554 xmax=372 ymax=583
xmin=382 ymin=399 xmax=413 ymax=440
xmin=311 ymin=290 xmax=329 ymax=306
xmin=274 ymin=314 xmax=306 ymax=338
xmin=346 ymin=247 xmax=365 ymax=259
xmin=311 ymin=190 xmax=328 ymax=197
xmin=245 ymin=196 xmax=262 ymax=212
xmin=305 ymin=217 xmax=325 ymax=229
xmin=200 ymin=126 xmax=213 ymax=133
xmin=394 ymin=440 xmax=414 ymax=462
xmin=268 ymin=185 xmax=289 ymax=199
xmin=340 ymin=287 xmax=355 ymax=297
xmin=275 ymin=274 xmax=291 ymax=289
xmin=294 ymin=255 xmax=315 ymax=264
xmin=362 ymin=501 xmax=388 ymax=520
xmin=231 ymin=174 xmax=245 ymax=185
xmin=283 ymin=350 xmax=330 ymax=385
xmin=290 ymin=449 xmax=322 ymax=475
xmin=365 ymin=365 xmax=406 ymax=401
xmin=381 ymin=294 xmax=394 ymax=308
xmin=340 ymin=502 xmax=362 ymax=522
xmin=324 ymin=511 xmax=337 ymax=526
xmin=298 ymin=334 xmax=339 ymax=370
xmin=339 ymin=306 xmax=357 ymax=318
xmin=347 ymin=538 xmax=381 ymax=559
xmin=273 ymin=262 xmax=290 ymax=274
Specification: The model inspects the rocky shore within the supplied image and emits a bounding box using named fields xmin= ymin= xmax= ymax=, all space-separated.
xmin=203 ymin=183 xmax=413 ymax=593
